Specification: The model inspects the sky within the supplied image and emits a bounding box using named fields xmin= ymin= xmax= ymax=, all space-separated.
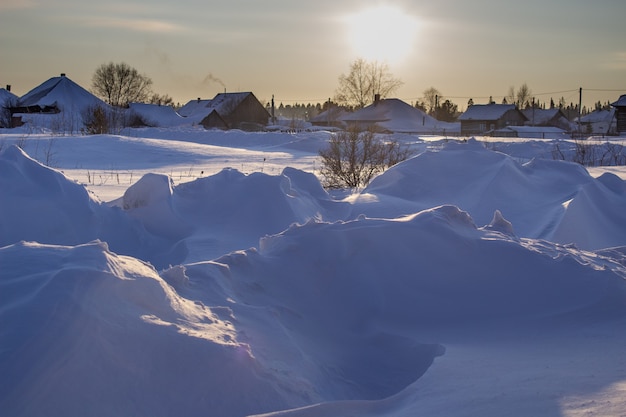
xmin=1 ymin=0 xmax=625 ymax=109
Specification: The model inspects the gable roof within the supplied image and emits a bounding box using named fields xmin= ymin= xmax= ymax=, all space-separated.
xmin=611 ymin=94 xmax=626 ymax=108
xmin=341 ymin=98 xmax=450 ymax=133
xmin=128 ymin=103 xmax=185 ymax=127
xmin=0 ymin=88 xmax=18 ymax=108
xmin=579 ymin=109 xmax=615 ymax=123
xmin=208 ymin=92 xmax=252 ymax=114
xmin=309 ymin=106 xmax=349 ymax=124
xmin=522 ymin=108 xmax=565 ymax=124
xmin=459 ymin=103 xmax=525 ymax=121
xmin=18 ymin=74 xmax=106 ymax=111
xmin=178 ymin=92 xmax=259 ymax=123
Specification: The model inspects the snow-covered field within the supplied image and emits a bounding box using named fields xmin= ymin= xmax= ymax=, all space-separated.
xmin=1 ymin=126 xmax=626 ymax=417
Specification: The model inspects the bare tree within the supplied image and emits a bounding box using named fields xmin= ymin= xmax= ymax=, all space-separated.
xmin=422 ymin=87 xmax=442 ymax=115
xmin=149 ymin=93 xmax=174 ymax=106
xmin=506 ymin=83 xmax=533 ymax=108
xmin=516 ymin=83 xmax=533 ymax=108
xmin=319 ymin=126 xmax=411 ymax=189
xmin=91 ymin=62 xmax=153 ymax=108
xmin=335 ymin=59 xmax=403 ymax=109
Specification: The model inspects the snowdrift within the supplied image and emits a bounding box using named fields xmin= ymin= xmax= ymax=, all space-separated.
xmin=2 ymin=207 xmax=625 ymax=417
xmin=2 ymin=135 xmax=626 ymax=417
xmin=0 ymin=241 xmax=297 ymax=417
xmin=0 ymin=146 xmax=182 ymax=268
xmin=354 ymin=139 xmax=626 ymax=249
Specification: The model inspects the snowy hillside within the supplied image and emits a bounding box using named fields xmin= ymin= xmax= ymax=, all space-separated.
xmin=1 ymin=127 xmax=626 ymax=417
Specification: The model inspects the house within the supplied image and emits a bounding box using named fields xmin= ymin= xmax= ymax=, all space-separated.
xmin=522 ymin=107 xmax=574 ymax=132
xmin=309 ymin=106 xmax=349 ymax=129
xmin=0 ymin=86 xmax=19 ymax=128
xmin=458 ymin=103 xmax=527 ymax=136
xmin=128 ymin=102 xmax=185 ymax=127
xmin=179 ymin=92 xmax=270 ymax=130
xmin=10 ymin=73 xmax=107 ymax=130
xmin=578 ymin=109 xmax=617 ymax=136
xmin=340 ymin=97 xmax=458 ymax=134
xmin=611 ymin=94 xmax=626 ymax=134
xmin=492 ymin=126 xmax=570 ymax=140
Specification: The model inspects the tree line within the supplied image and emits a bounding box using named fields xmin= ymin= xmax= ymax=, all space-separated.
xmin=89 ymin=60 xmax=613 ymax=124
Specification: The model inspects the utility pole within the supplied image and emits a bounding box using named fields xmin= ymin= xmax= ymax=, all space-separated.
xmin=578 ymin=87 xmax=582 ymax=138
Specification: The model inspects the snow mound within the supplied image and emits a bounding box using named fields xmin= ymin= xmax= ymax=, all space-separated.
xmin=170 ymin=206 xmax=626 ymax=414
xmin=0 ymin=146 xmax=178 ymax=267
xmin=355 ymin=139 xmax=626 ymax=249
xmin=122 ymin=173 xmax=191 ymax=240
xmin=0 ymin=241 xmax=300 ymax=417
xmin=167 ymin=167 xmax=347 ymax=262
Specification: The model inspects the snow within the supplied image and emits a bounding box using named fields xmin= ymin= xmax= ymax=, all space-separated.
xmin=458 ymin=103 xmax=523 ymax=121
xmin=17 ymin=75 xmax=106 ymax=112
xmin=611 ymin=94 xmax=626 ymax=107
xmin=0 ymin=88 xmax=18 ymax=107
xmin=128 ymin=103 xmax=186 ymax=127
xmin=341 ymin=98 xmax=457 ymax=133
xmin=2 ymin=118 xmax=626 ymax=417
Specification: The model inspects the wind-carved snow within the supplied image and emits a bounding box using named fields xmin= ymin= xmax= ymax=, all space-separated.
xmin=1 ymin=131 xmax=626 ymax=417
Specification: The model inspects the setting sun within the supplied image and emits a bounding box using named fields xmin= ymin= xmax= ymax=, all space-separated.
xmin=346 ymin=5 xmax=419 ymax=64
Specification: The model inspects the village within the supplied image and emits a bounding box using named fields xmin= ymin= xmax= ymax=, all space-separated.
xmin=1 ymin=72 xmax=624 ymax=139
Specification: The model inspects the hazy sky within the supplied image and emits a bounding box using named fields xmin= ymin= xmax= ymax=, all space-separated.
xmin=1 ymin=0 xmax=625 ymax=109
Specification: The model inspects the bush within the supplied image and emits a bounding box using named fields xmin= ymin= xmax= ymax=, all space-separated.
xmin=82 ymin=105 xmax=110 ymax=134
xmin=319 ymin=126 xmax=411 ymax=189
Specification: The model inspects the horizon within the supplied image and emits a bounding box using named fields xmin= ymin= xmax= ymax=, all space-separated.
xmin=1 ymin=0 xmax=625 ymax=109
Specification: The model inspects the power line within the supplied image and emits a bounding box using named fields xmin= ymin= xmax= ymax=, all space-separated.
xmin=271 ymin=87 xmax=624 ymax=105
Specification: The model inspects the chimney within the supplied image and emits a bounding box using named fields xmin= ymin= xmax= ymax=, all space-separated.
xmin=374 ymin=93 xmax=381 ymax=104
xmin=60 ymin=73 xmax=66 ymax=77
xmin=5 ymin=85 xmax=10 ymax=92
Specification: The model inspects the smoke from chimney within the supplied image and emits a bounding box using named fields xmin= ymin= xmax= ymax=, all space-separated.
xmin=202 ymin=73 xmax=226 ymax=92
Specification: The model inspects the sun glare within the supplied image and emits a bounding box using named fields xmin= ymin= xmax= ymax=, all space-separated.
xmin=346 ymin=5 xmax=419 ymax=64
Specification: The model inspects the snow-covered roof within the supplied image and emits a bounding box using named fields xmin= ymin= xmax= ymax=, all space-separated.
xmin=180 ymin=92 xmax=253 ymax=115
xmin=494 ymin=125 xmax=570 ymax=139
xmin=178 ymin=92 xmax=259 ymax=125
xmin=309 ymin=107 xmax=349 ymax=124
xmin=128 ymin=103 xmax=185 ymax=127
xmin=458 ymin=103 xmax=524 ymax=121
xmin=209 ymin=92 xmax=252 ymax=114
xmin=611 ymin=94 xmax=626 ymax=107
xmin=521 ymin=108 xmax=564 ymax=124
xmin=177 ymin=98 xmax=212 ymax=118
xmin=0 ymin=88 xmax=18 ymax=108
xmin=341 ymin=98 xmax=455 ymax=133
xmin=18 ymin=74 xmax=106 ymax=111
xmin=579 ymin=109 xmax=615 ymax=123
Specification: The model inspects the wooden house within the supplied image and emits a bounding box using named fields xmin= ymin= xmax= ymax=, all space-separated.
xmin=458 ymin=103 xmax=527 ymax=135
xmin=179 ymin=92 xmax=270 ymax=130
xmin=8 ymin=73 xmax=107 ymax=129
xmin=340 ymin=98 xmax=454 ymax=134
xmin=611 ymin=94 xmax=626 ymax=134
xmin=522 ymin=107 xmax=574 ymax=132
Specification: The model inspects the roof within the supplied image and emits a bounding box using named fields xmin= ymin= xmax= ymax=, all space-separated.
xmin=209 ymin=92 xmax=252 ymax=114
xmin=494 ymin=125 xmax=570 ymax=139
xmin=128 ymin=103 xmax=185 ymax=127
xmin=341 ymin=98 xmax=456 ymax=133
xmin=611 ymin=94 xmax=626 ymax=107
xmin=18 ymin=74 xmax=106 ymax=111
xmin=0 ymin=88 xmax=18 ymax=107
xmin=458 ymin=103 xmax=524 ymax=121
xmin=309 ymin=106 xmax=349 ymax=124
xmin=178 ymin=92 xmax=257 ymax=123
xmin=521 ymin=108 xmax=564 ymax=124
xmin=579 ymin=109 xmax=615 ymax=123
